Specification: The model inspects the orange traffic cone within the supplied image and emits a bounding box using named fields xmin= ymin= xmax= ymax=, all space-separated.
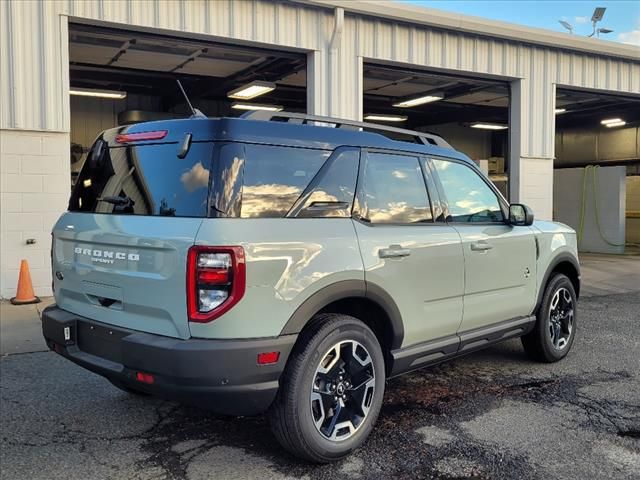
xmin=10 ymin=259 xmax=41 ymax=305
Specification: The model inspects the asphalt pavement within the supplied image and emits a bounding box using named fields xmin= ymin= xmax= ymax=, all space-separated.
xmin=1 ymin=289 xmax=639 ymax=480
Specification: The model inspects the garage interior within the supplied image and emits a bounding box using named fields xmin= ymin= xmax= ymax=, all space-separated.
xmin=553 ymin=87 xmax=640 ymax=253
xmin=362 ymin=63 xmax=511 ymax=198
xmin=68 ymin=24 xmax=307 ymax=184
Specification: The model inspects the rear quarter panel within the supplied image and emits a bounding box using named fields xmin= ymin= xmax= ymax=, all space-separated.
xmin=191 ymin=218 xmax=363 ymax=338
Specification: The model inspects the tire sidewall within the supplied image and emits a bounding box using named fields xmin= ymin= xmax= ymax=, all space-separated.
xmin=293 ymin=318 xmax=385 ymax=460
xmin=537 ymin=274 xmax=577 ymax=361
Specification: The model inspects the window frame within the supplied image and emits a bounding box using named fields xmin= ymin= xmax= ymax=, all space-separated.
xmin=352 ymin=148 xmax=439 ymax=227
xmin=426 ymin=156 xmax=509 ymax=226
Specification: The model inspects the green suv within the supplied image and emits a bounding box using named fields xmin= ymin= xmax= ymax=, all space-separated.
xmin=42 ymin=112 xmax=580 ymax=462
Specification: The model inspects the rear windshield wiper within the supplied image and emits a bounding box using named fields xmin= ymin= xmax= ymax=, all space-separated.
xmin=98 ymin=195 xmax=135 ymax=207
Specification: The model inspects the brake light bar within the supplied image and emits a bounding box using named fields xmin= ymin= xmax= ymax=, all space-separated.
xmin=187 ymin=246 xmax=246 ymax=323
xmin=115 ymin=130 xmax=168 ymax=143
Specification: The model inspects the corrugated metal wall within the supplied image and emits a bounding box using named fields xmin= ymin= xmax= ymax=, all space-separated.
xmin=340 ymin=16 xmax=640 ymax=159
xmin=1 ymin=0 xmax=639 ymax=159
xmin=0 ymin=0 xmax=331 ymax=132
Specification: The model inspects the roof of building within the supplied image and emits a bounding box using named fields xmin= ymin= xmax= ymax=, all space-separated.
xmin=297 ymin=0 xmax=640 ymax=62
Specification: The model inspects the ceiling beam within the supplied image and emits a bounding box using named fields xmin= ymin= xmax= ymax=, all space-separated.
xmin=107 ymin=39 xmax=136 ymax=66
xmin=169 ymin=48 xmax=208 ymax=73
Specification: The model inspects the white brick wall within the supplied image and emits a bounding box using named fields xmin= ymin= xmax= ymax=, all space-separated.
xmin=0 ymin=129 xmax=71 ymax=298
xmin=519 ymin=157 xmax=554 ymax=221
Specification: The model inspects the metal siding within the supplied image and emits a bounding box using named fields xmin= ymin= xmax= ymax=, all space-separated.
xmin=1 ymin=0 xmax=14 ymax=128
xmin=1 ymin=0 xmax=638 ymax=145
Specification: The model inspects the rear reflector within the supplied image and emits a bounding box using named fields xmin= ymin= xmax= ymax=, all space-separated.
xmin=115 ymin=130 xmax=168 ymax=143
xmin=197 ymin=269 xmax=229 ymax=284
xmin=135 ymin=372 xmax=155 ymax=384
xmin=257 ymin=351 xmax=280 ymax=365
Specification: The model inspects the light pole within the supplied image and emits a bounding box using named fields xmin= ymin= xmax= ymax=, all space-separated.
xmin=559 ymin=8 xmax=613 ymax=38
xmin=588 ymin=7 xmax=606 ymax=37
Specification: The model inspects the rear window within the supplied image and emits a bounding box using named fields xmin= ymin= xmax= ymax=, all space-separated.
xmin=69 ymin=140 xmax=213 ymax=217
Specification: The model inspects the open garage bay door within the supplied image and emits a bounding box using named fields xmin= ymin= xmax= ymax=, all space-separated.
xmin=68 ymin=23 xmax=307 ymax=185
xmin=363 ymin=63 xmax=510 ymax=198
xmin=554 ymin=87 xmax=640 ymax=253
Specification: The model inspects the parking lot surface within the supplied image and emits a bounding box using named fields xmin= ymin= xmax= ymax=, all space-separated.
xmin=1 ymin=291 xmax=639 ymax=480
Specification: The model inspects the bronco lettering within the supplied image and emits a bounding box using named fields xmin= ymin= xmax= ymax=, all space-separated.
xmin=74 ymin=246 xmax=139 ymax=262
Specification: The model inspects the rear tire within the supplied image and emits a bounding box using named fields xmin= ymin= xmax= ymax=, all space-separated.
xmin=522 ymin=273 xmax=577 ymax=363
xmin=268 ymin=313 xmax=385 ymax=463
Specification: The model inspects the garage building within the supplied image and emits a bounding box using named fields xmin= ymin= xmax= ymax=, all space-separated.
xmin=1 ymin=0 xmax=639 ymax=298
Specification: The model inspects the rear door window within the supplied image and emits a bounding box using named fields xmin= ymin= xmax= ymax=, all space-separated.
xmin=69 ymin=140 xmax=213 ymax=217
xmin=355 ymin=152 xmax=433 ymax=224
xmin=240 ymin=144 xmax=330 ymax=218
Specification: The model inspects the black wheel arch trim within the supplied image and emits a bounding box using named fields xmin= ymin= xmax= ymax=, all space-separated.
xmin=279 ymin=279 xmax=405 ymax=350
xmin=535 ymin=252 xmax=581 ymax=312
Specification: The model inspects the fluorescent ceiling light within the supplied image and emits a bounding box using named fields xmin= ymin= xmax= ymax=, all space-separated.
xmin=605 ymin=121 xmax=626 ymax=128
xmin=601 ymin=118 xmax=622 ymax=125
xmin=364 ymin=114 xmax=408 ymax=122
xmin=70 ymin=87 xmax=126 ymax=99
xmin=231 ymin=103 xmax=283 ymax=112
xmin=470 ymin=123 xmax=508 ymax=130
xmin=227 ymin=81 xmax=275 ymax=100
xmin=392 ymin=93 xmax=444 ymax=108
xmin=554 ymin=108 xmax=567 ymax=114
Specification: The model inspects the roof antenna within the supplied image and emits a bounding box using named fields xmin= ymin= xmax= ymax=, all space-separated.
xmin=176 ymin=80 xmax=206 ymax=119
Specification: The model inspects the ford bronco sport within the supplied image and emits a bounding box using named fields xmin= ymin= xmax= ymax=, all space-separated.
xmin=43 ymin=111 xmax=580 ymax=462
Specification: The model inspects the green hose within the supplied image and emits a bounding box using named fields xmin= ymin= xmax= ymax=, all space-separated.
xmin=577 ymin=165 xmax=626 ymax=248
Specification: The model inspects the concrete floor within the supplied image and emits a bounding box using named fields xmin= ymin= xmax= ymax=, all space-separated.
xmin=1 ymin=254 xmax=638 ymax=479
xmin=579 ymin=253 xmax=640 ymax=297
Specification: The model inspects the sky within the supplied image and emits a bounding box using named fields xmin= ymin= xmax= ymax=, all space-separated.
xmin=400 ymin=1 xmax=640 ymax=45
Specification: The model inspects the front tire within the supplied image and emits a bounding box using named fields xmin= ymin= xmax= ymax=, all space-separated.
xmin=268 ymin=313 xmax=385 ymax=463
xmin=522 ymin=273 xmax=577 ymax=362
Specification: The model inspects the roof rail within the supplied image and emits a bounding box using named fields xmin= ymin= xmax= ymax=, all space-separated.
xmin=240 ymin=110 xmax=452 ymax=149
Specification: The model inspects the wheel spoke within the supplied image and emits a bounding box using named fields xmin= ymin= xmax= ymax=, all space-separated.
xmin=323 ymin=399 xmax=343 ymax=437
xmin=550 ymin=291 xmax=560 ymax=310
xmin=548 ymin=287 xmax=574 ymax=351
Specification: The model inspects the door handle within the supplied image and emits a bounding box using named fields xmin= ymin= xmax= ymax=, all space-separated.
xmin=470 ymin=241 xmax=493 ymax=252
xmin=378 ymin=245 xmax=411 ymax=259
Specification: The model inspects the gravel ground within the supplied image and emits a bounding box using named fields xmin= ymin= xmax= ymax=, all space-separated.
xmin=1 ymin=292 xmax=639 ymax=480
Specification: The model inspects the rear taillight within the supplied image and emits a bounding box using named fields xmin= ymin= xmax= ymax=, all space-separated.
xmin=187 ymin=246 xmax=246 ymax=323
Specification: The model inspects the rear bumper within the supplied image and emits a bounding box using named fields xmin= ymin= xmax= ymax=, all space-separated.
xmin=41 ymin=305 xmax=296 ymax=416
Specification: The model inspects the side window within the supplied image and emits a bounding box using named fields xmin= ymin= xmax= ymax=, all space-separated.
xmin=432 ymin=159 xmax=504 ymax=223
xmin=355 ymin=152 xmax=432 ymax=224
xmin=241 ymin=145 xmax=330 ymax=218
xmin=291 ymin=148 xmax=359 ymax=218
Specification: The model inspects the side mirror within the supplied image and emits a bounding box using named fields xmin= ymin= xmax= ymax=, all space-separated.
xmin=509 ymin=203 xmax=534 ymax=226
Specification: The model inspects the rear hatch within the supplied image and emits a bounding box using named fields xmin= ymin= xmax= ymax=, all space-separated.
xmin=52 ymin=120 xmax=216 ymax=339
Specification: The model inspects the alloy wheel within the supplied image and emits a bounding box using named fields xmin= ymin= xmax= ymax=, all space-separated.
xmin=310 ymin=340 xmax=376 ymax=441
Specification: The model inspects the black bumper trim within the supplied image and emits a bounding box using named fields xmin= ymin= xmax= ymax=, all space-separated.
xmin=42 ymin=305 xmax=297 ymax=416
